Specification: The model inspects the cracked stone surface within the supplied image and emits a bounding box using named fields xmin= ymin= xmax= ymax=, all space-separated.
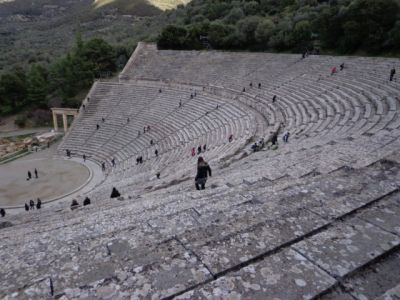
xmin=187 ymin=207 xmax=328 ymax=274
xmin=1 ymin=140 xmax=400 ymax=299
xmin=293 ymin=218 xmax=400 ymax=277
xmin=176 ymin=248 xmax=336 ymax=300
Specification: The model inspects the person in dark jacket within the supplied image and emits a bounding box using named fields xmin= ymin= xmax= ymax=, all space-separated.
xmin=195 ymin=157 xmax=212 ymax=190
xmin=271 ymin=133 xmax=278 ymax=145
xmin=25 ymin=203 xmax=29 ymax=211
xmin=111 ymin=187 xmax=121 ymax=198
xmin=71 ymin=199 xmax=79 ymax=210
xmin=36 ymin=198 xmax=42 ymax=209
xmin=83 ymin=197 xmax=91 ymax=206
xmin=0 ymin=208 xmax=5 ymax=217
xmin=29 ymin=199 xmax=35 ymax=210
xmin=390 ymin=68 xmax=396 ymax=81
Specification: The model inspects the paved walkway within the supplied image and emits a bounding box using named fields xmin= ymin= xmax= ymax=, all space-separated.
xmin=0 ymin=158 xmax=90 ymax=207
xmin=0 ymin=127 xmax=52 ymax=138
xmin=0 ymin=140 xmax=104 ymax=210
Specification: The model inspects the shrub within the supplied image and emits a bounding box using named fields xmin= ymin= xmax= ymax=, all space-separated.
xmin=14 ymin=114 xmax=27 ymax=128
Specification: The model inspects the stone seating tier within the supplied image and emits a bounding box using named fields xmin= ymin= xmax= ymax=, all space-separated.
xmin=2 ymin=44 xmax=400 ymax=299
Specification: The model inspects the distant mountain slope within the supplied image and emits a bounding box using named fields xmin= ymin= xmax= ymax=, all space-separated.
xmin=0 ymin=0 xmax=189 ymax=72
xmin=94 ymin=0 xmax=190 ymax=12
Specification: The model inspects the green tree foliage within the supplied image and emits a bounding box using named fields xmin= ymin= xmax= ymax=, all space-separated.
xmin=158 ymin=25 xmax=188 ymax=49
xmin=0 ymin=68 xmax=27 ymax=113
xmin=27 ymin=65 xmax=48 ymax=108
xmin=157 ymin=0 xmax=400 ymax=54
xmin=255 ymin=19 xmax=275 ymax=45
xmin=0 ymin=36 xmax=118 ymax=116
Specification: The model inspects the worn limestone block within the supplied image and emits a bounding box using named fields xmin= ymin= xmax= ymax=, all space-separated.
xmin=176 ymin=248 xmax=335 ymax=300
xmin=293 ymin=218 xmax=400 ymax=278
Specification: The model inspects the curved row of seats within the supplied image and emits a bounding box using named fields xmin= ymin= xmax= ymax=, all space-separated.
xmin=58 ymin=44 xmax=400 ymax=197
xmin=1 ymin=149 xmax=399 ymax=299
xmin=1 ymin=44 xmax=400 ymax=299
xmin=123 ymin=44 xmax=400 ymax=144
xmin=58 ymin=80 xmax=263 ymax=189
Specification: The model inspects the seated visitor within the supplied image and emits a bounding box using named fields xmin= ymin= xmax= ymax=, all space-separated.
xmin=111 ymin=187 xmax=121 ymax=198
xmin=71 ymin=199 xmax=79 ymax=210
xmin=36 ymin=198 xmax=41 ymax=209
xmin=83 ymin=197 xmax=91 ymax=206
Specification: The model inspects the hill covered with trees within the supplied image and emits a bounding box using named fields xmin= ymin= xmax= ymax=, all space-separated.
xmin=158 ymin=0 xmax=400 ymax=55
xmin=0 ymin=0 xmax=187 ymax=73
xmin=1 ymin=0 xmax=400 ymax=127
xmin=0 ymin=36 xmax=123 ymax=126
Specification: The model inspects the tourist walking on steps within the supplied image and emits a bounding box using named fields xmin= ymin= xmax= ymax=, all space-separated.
xmin=331 ymin=66 xmax=337 ymax=76
xmin=271 ymin=133 xmax=278 ymax=145
xmin=27 ymin=170 xmax=32 ymax=180
xmin=228 ymin=134 xmax=233 ymax=143
xmin=29 ymin=199 xmax=35 ymax=210
xmin=25 ymin=203 xmax=29 ymax=211
xmin=34 ymin=168 xmax=38 ymax=179
xmin=191 ymin=147 xmax=196 ymax=157
xmin=283 ymin=131 xmax=290 ymax=143
xmin=340 ymin=63 xmax=345 ymax=71
xmin=155 ymin=149 xmax=158 ymax=157
xmin=0 ymin=208 xmax=5 ymax=217
xmin=96 ymin=124 xmax=100 ymax=130
xmin=272 ymin=95 xmax=277 ymax=103
xmin=83 ymin=154 xmax=86 ymax=162
xmin=110 ymin=187 xmax=121 ymax=198
xmin=195 ymin=157 xmax=212 ymax=190
xmin=36 ymin=198 xmax=41 ymax=209
xmin=390 ymin=68 xmax=396 ymax=81
xmin=251 ymin=142 xmax=258 ymax=152
xmin=111 ymin=158 xmax=116 ymax=167
xmin=203 ymin=144 xmax=206 ymax=152
xmin=101 ymin=162 xmax=106 ymax=172
xmin=197 ymin=145 xmax=202 ymax=155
